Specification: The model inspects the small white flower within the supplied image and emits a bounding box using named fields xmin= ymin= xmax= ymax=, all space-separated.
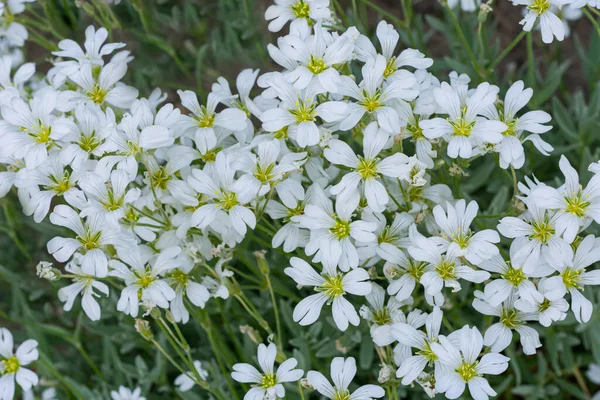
xmin=472 ymin=291 xmax=541 ymax=354
xmin=166 ymin=263 xmax=210 ymax=324
xmin=530 ymin=155 xmax=600 ymax=243
xmin=307 ymin=357 xmax=385 ymax=399
xmin=432 ymin=199 xmax=500 ymax=265
xmin=35 ymin=261 xmax=57 ymax=281
xmin=285 ymin=257 xmax=372 ymax=331
xmin=325 ymin=122 xmax=412 ymax=212
xmin=543 ymin=234 xmax=600 ymax=323
xmin=174 ymin=360 xmax=208 ymax=392
xmin=109 ymin=246 xmax=181 ymax=317
xmin=515 ymin=277 xmax=569 ymax=327
xmin=58 ymin=257 xmax=109 ymax=321
xmin=231 ymin=343 xmax=304 ymax=400
xmin=513 ymin=0 xmax=566 ymax=43
xmin=391 ymin=307 xmax=444 ymax=385
xmin=265 ymin=0 xmax=331 ymax=33
xmin=0 ymin=328 xmax=39 ymax=400
xmin=70 ymin=62 xmax=138 ymax=109
xmin=110 ymin=386 xmax=146 ymax=400
xmin=431 ymin=325 xmax=509 ymax=400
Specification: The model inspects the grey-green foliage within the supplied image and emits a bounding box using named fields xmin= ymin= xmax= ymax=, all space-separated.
xmin=2 ymin=0 xmax=600 ymax=399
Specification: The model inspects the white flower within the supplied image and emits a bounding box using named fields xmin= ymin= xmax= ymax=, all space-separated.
xmin=110 ymin=386 xmax=146 ymax=400
xmin=178 ymin=89 xmax=247 ymax=154
xmin=409 ymin=237 xmax=490 ymax=301
xmin=281 ymin=23 xmax=356 ymax=92
xmin=447 ymin=0 xmax=482 ymax=11
xmin=174 ymin=360 xmax=208 ymax=392
xmin=284 ymin=257 xmax=372 ymax=331
xmin=0 ymin=1 xmax=33 ymax=47
xmin=166 ymin=263 xmax=210 ymax=324
xmin=79 ymin=170 xmax=140 ymax=226
xmin=530 ymin=155 xmax=600 ymax=243
xmin=431 ymin=326 xmax=509 ymax=400
xmin=232 ymin=139 xmax=307 ymax=200
xmin=543 ymin=234 xmax=600 ymax=323
xmin=396 ymin=101 xmax=437 ymax=168
xmin=391 ymin=307 xmax=444 ymax=385
xmin=337 ymin=55 xmax=418 ymax=133
xmin=187 ymin=152 xmax=256 ymax=237
xmin=52 ymin=26 xmax=125 ymax=75
xmin=361 ymin=283 xmax=416 ymax=346
xmin=109 ymin=246 xmax=181 ymax=317
xmin=472 ymin=291 xmax=541 ymax=354
xmin=479 ymin=239 xmax=548 ymax=307
xmin=480 ymin=81 xmax=553 ymax=169
xmin=497 ymin=200 xmax=571 ymax=272
xmin=307 ymin=357 xmax=385 ymax=399
xmin=383 ymin=245 xmax=429 ymax=302
xmin=513 ymin=0 xmax=566 ymax=43
xmin=294 ymin=188 xmax=377 ymax=272
xmin=0 ymin=55 xmax=34 ymax=106
xmin=515 ymin=277 xmax=569 ymax=327
xmin=47 ymin=205 xmax=124 ymax=277
xmin=421 ymin=82 xmax=507 ymax=159
xmin=325 ymin=122 xmax=411 ymax=212
xmin=357 ymin=210 xmax=413 ymax=265
xmin=58 ymin=257 xmax=109 ymax=321
xmin=265 ymin=0 xmax=331 ymax=33
xmin=70 ymin=62 xmax=138 ymax=109
xmin=1 ymin=88 xmax=75 ymax=169
xmin=354 ymin=20 xmax=433 ymax=76
xmin=432 ymin=200 xmax=500 ymax=265
xmin=266 ymin=178 xmax=311 ymax=253
xmin=0 ymin=328 xmax=39 ymax=400
xmin=231 ymin=343 xmax=304 ymax=400
xmin=259 ymin=73 xmax=347 ymax=147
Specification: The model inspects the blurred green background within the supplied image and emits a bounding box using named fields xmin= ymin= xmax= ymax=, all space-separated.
xmin=2 ymin=0 xmax=600 ymax=398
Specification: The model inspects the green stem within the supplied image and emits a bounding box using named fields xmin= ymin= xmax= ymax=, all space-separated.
xmin=358 ymin=0 xmax=406 ymax=28
xmin=265 ymin=273 xmax=283 ymax=350
xmin=526 ymin=32 xmax=535 ymax=90
xmin=488 ymin=30 xmax=527 ymax=72
xmin=444 ymin=4 xmax=482 ymax=78
xmin=583 ymin=7 xmax=600 ymax=38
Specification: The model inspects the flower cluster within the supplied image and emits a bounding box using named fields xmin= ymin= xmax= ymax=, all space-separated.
xmin=0 ymin=0 xmax=599 ymax=399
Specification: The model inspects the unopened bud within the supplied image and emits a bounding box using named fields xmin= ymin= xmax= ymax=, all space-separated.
xmin=335 ymin=339 xmax=350 ymax=354
xmin=378 ymin=364 xmax=394 ymax=383
xmin=165 ymin=310 xmax=176 ymax=324
xmin=135 ymin=319 xmax=153 ymax=341
xmin=36 ymin=261 xmax=59 ymax=281
xmin=240 ymin=325 xmax=263 ymax=344
xmin=300 ymin=378 xmax=314 ymax=390
xmin=254 ymin=250 xmax=269 ymax=275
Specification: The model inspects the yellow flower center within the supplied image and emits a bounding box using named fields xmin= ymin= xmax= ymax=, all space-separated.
xmin=319 ymin=274 xmax=345 ymax=298
xmin=503 ymin=264 xmax=525 ymax=287
xmin=330 ymin=217 xmax=351 ymax=240
xmin=101 ymin=189 xmax=124 ymax=212
xmin=290 ymin=99 xmax=316 ymax=123
xmin=450 ymin=117 xmax=475 ymax=137
xmin=201 ymin=148 xmax=221 ymax=163
xmin=383 ymin=57 xmax=397 ymax=78
xmin=360 ymin=89 xmax=382 ymax=113
xmin=77 ymin=229 xmax=102 ymax=251
xmin=48 ymin=171 xmax=73 ymax=195
xmin=356 ymin=157 xmax=379 ymax=180
xmin=2 ymin=356 xmax=19 ymax=374
xmin=435 ymin=258 xmax=456 ymax=280
xmin=170 ymin=269 xmax=189 ymax=288
xmin=125 ymin=140 xmax=141 ymax=156
xmin=79 ymin=133 xmax=101 ymax=152
xmin=87 ymin=83 xmax=107 ymax=104
xmin=150 ymin=166 xmax=171 ymax=191
xmin=528 ymin=0 xmax=550 ymax=15
xmin=291 ymin=0 xmax=310 ymax=18
xmin=274 ymin=126 xmax=289 ymax=139
xmin=456 ymin=361 xmax=478 ymax=382
xmin=218 ymin=191 xmax=238 ymax=211
xmin=254 ymin=163 xmax=275 ymax=183
xmin=530 ymin=219 xmax=554 ymax=244
xmin=561 ymin=268 xmax=581 ymax=290
xmin=417 ymin=340 xmax=438 ymax=363
xmin=501 ymin=120 xmax=517 ymax=137
xmin=308 ymin=56 xmax=327 ymax=74
xmin=565 ymin=192 xmax=590 ymax=218
xmin=260 ymin=373 xmax=277 ymax=388
xmin=538 ymin=298 xmax=551 ymax=313
xmin=136 ymin=267 xmax=156 ymax=289
xmin=407 ymin=260 xmax=428 ymax=281
xmin=197 ymin=106 xmax=215 ymax=128
xmin=500 ymin=307 xmax=521 ymax=329
xmin=372 ymin=308 xmax=392 ymax=325
xmin=332 ymin=390 xmax=351 ymax=400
